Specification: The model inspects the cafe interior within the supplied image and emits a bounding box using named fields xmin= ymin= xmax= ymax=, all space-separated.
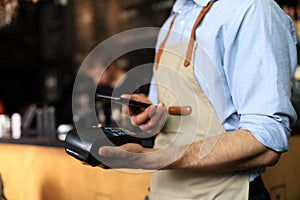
xmin=0 ymin=0 xmax=300 ymax=199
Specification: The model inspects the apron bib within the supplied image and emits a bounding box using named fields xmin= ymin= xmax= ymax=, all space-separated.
xmin=149 ymin=2 xmax=249 ymax=199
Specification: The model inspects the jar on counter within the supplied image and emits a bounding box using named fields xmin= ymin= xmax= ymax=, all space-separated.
xmin=0 ymin=100 xmax=10 ymax=138
xmin=0 ymin=115 xmax=10 ymax=138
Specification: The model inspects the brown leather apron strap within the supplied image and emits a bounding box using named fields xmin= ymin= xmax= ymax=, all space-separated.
xmin=154 ymin=1 xmax=215 ymax=70
xmin=168 ymin=106 xmax=192 ymax=115
xmin=154 ymin=14 xmax=178 ymax=70
xmin=184 ymin=1 xmax=214 ymax=67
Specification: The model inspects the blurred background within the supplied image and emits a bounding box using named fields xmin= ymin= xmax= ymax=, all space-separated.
xmin=0 ymin=0 xmax=175 ymax=134
xmin=0 ymin=0 xmax=300 ymax=138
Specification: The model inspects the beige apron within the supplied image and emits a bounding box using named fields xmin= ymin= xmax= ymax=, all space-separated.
xmin=149 ymin=2 xmax=249 ymax=199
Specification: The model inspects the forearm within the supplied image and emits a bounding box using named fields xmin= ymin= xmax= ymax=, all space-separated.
xmin=167 ymin=129 xmax=281 ymax=173
xmin=101 ymin=94 xmax=282 ymax=172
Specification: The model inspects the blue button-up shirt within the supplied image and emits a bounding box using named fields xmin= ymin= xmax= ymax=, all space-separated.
xmin=149 ymin=0 xmax=297 ymax=180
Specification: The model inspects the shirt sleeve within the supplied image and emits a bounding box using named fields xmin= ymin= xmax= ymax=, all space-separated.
xmin=224 ymin=0 xmax=297 ymax=152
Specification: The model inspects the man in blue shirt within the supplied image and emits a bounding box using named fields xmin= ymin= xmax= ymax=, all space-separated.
xmin=98 ymin=0 xmax=297 ymax=199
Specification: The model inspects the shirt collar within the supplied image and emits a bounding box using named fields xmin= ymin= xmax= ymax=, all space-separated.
xmin=172 ymin=0 xmax=213 ymax=13
xmin=194 ymin=0 xmax=214 ymax=6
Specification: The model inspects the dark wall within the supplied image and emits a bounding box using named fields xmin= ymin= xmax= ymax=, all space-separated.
xmin=0 ymin=1 xmax=75 ymax=126
xmin=0 ymin=0 xmax=174 ymax=125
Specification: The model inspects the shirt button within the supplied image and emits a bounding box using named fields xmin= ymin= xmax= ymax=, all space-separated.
xmin=180 ymin=20 xmax=185 ymax=26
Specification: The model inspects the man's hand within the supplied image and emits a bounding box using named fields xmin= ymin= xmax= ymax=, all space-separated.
xmin=97 ymin=143 xmax=189 ymax=170
xmin=98 ymin=143 xmax=152 ymax=169
xmin=121 ymin=94 xmax=167 ymax=136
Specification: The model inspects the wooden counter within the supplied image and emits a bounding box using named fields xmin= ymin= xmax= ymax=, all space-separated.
xmin=0 ymin=143 xmax=150 ymax=200
xmin=1 ymin=135 xmax=300 ymax=200
xmin=262 ymin=134 xmax=300 ymax=200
